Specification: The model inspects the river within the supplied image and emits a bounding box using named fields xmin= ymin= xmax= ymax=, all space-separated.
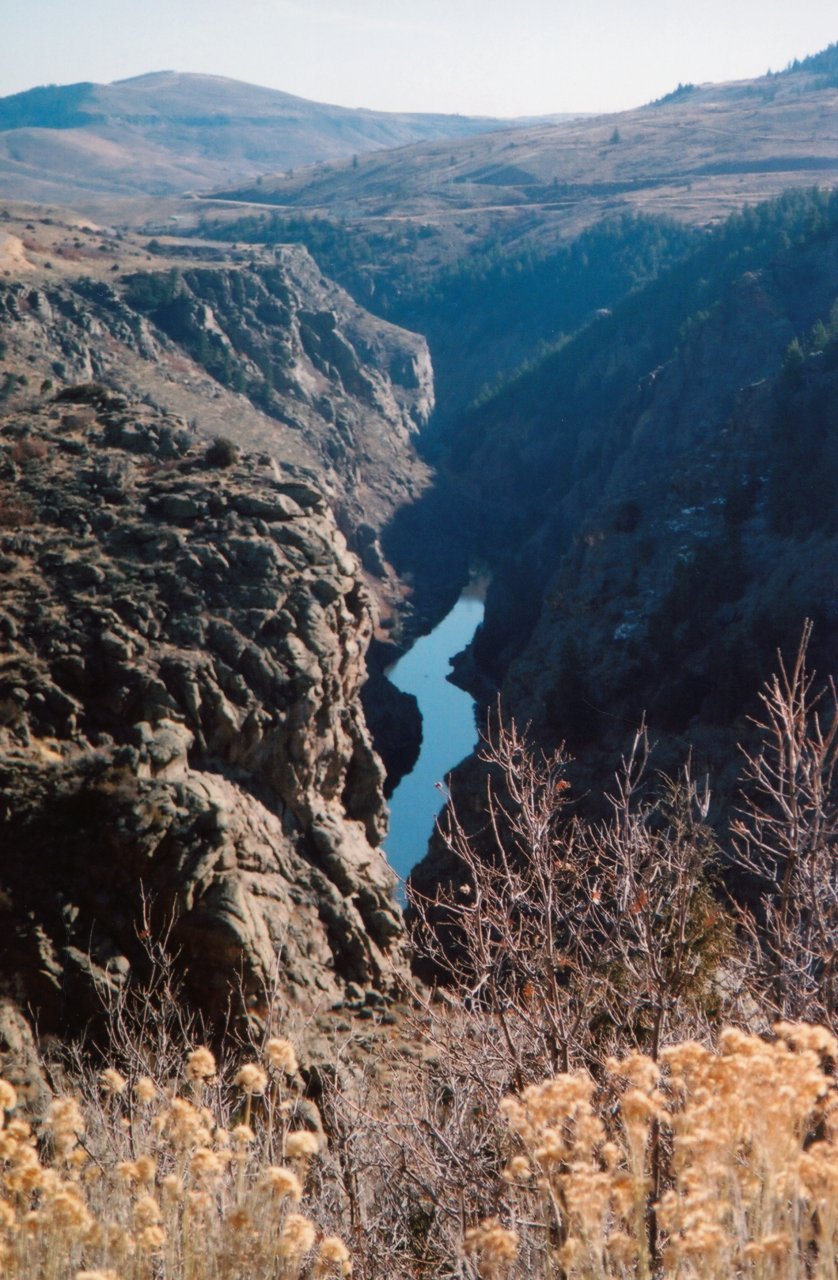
xmin=383 ymin=586 xmax=484 ymax=885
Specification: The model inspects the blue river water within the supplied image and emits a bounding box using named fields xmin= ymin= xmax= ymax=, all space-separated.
xmin=383 ymin=588 xmax=485 ymax=884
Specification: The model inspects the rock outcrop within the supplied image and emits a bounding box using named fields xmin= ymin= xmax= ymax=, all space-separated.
xmin=0 ymin=226 xmax=434 ymax=548
xmin=0 ymin=389 xmax=405 ymax=1036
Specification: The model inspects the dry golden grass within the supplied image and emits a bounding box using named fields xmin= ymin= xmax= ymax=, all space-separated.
xmin=0 ymin=1039 xmax=350 ymax=1280
xmin=483 ymin=1023 xmax=838 ymax=1279
xmin=6 ymin=1024 xmax=838 ymax=1278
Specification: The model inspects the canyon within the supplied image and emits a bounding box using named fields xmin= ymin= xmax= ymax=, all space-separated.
xmin=0 ymin=48 xmax=837 ymax=1071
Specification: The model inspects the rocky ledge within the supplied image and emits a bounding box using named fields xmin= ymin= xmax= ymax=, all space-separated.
xmin=0 ymin=235 xmax=435 ymax=547
xmin=0 ymin=386 xmax=405 ymax=1038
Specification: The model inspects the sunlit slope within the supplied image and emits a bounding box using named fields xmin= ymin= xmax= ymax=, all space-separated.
xmin=217 ymin=55 xmax=838 ymax=242
xmin=0 ymin=71 xmax=563 ymax=203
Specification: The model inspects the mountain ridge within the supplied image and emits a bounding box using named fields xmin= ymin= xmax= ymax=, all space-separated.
xmin=0 ymin=72 xmax=572 ymax=207
xmin=212 ymin=56 xmax=838 ymax=261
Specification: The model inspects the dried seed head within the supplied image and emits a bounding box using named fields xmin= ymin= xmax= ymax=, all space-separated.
xmin=775 ymin=1022 xmax=838 ymax=1060
xmin=134 ymin=1154 xmax=156 ymax=1184
xmin=160 ymin=1173 xmax=184 ymax=1203
xmin=265 ymin=1037 xmax=298 ymax=1075
xmin=316 ymin=1235 xmax=352 ymax=1276
xmin=5 ymin=1117 xmax=31 ymax=1143
xmin=47 ymin=1187 xmax=93 ymax=1237
xmin=190 ymin=1147 xmax=225 ymax=1180
xmin=184 ymin=1190 xmax=213 ymax=1218
xmin=464 ymin=1218 xmax=519 ymax=1279
xmin=99 ymin=1068 xmax=127 ymax=1096
xmin=608 ymin=1051 xmax=659 ymax=1092
xmin=186 ymin=1047 xmax=217 ymax=1081
xmin=47 ymin=1096 xmax=85 ymax=1134
xmin=46 ymin=1096 xmax=85 ymax=1154
xmin=231 ymin=1123 xmax=255 ymax=1147
xmin=227 ymin=1207 xmax=253 ymax=1233
xmin=258 ymin=1165 xmax=303 ymax=1201
xmin=501 ymin=1155 xmax=531 ymax=1183
xmin=133 ymin=1195 xmax=162 ymax=1230
xmin=164 ymin=1098 xmax=207 ymax=1148
xmin=22 ymin=1209 xmax=42 ymax=1235
xmin=285 ymin=1129 xmax=320 ymax=1160
xmin=279 ymin=1213 xmax=316 ymax=1262
xmin=133 ymin=1077 xmax=156 ymax=1105
xmin=234 ymin=1063 xmax=268 ymax=1095
xmin=136 ymin=1224 xmax=166 ymax=1253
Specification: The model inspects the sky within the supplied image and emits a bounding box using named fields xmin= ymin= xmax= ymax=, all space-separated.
xmin=1 ymin=0 xmax=836 ymax=119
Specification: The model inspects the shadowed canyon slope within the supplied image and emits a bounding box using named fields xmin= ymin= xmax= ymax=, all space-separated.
xmin=410 ymin=189 xmax=838 ymax=896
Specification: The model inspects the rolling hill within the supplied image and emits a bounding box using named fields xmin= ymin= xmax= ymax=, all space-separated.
xmin=213 ymin=52 xmax=838 ymax=251
xmin=0 ymin=71 xmax=569 ymax=206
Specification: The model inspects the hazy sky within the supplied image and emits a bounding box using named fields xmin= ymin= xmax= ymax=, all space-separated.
xmin=2 ymin=0 xmax=836 ymax=117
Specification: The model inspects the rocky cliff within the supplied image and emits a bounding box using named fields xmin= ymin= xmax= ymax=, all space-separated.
xmin=0 ymin=388 xmax=406 ymax=1039
xmin=0 ymin=222 xmax=434 ymax=543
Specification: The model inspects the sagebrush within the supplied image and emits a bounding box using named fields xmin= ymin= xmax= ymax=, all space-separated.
xmin=2 ymin=628 xmax=837 ymax=1278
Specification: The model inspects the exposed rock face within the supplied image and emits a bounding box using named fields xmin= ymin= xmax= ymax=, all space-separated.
xmin=114 ymin=247 xmax=435 ymax=532
xmin=0 ymin=233 xmax=434 ymax=546
xmin=0 ymin=390 xmax=405 ymax=1034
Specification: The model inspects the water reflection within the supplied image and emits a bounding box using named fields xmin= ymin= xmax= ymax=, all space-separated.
xmin=383 ymin=585 xmax=484 ymax=885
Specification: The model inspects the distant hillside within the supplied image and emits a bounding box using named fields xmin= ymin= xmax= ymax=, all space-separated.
xmin=213 ymin=54 xmax=838 ymax=257
xmin=194 ymin=50 xmax=838 ymax=445
xmin=0 ymin=81 xmax=97 ymax=130
xmin=0 ymin=71 xmax=561 ymax=205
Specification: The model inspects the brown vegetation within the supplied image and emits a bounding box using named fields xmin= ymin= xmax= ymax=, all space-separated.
xmin=2 ymin=630 xmax=837 ymax=1277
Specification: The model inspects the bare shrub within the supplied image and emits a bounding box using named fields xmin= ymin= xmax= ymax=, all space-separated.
xmin=410 ymin=720 xmax=605 ymax=1080
xmin=315 ymin=717 xmax=735 ymax=1278
xmin=731 ymin=620 xmax=838 ymax=1026
xmin=410 ymin=715 xmax=731 ymax=1078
